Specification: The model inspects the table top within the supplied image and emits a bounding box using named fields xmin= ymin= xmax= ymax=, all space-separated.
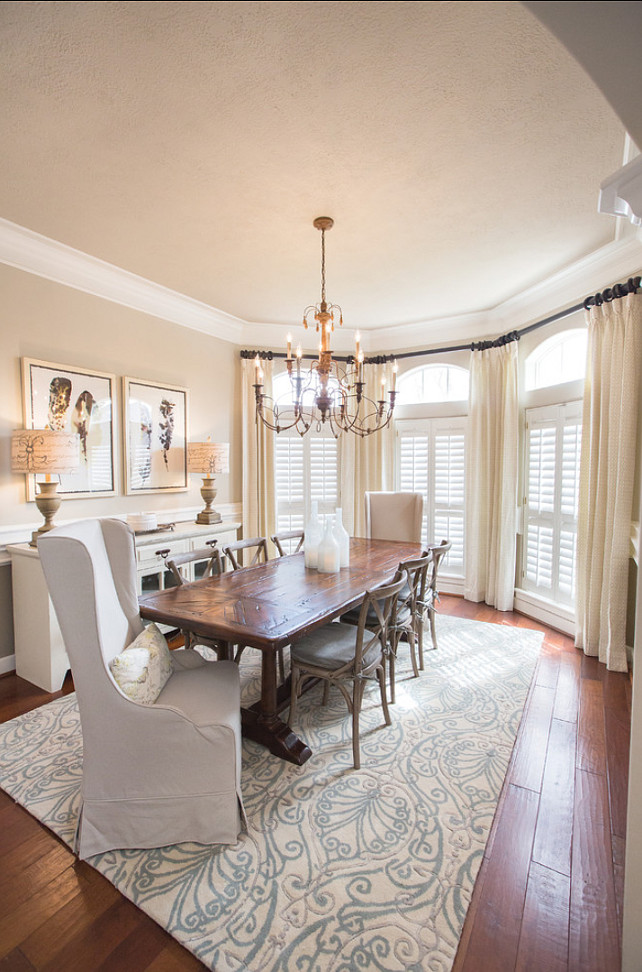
xmin=139 ymin=537 xmax=423 ymax=650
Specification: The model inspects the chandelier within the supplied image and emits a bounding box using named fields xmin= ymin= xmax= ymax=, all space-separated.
xmin=253 ymin=217 xmax=397 ymax=437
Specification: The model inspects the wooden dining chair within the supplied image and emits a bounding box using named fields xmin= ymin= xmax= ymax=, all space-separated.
xmin=163 ymin=542 xmax=229 ymax=659
xmin=222 ymin=536 xmax=269 ymax=571
xmin=270 ymin=530 xmax=304 ymax=558
xmin=419 ymin=539 xmax=452 ymax=661
xmin=387 ymin=553 xmax=432 ymax=702
xmin=222 ymin=536 xmax=285 ymax=680
xmin=289 ymin=572 xmax=406 ymax=769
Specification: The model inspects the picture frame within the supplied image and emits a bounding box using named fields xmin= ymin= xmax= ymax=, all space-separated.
xmin=21 ymin=357 xmax=117 ymax=500
xmin=123 ymin=377 xmax=188 ymax=494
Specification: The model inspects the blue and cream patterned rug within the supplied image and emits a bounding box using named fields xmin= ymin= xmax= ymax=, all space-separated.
xmin=0 ymin=615 xmax=543 ymax=971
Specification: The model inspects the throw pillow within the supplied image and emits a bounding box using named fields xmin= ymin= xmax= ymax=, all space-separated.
xmin=109 ymin=622 xmax=173 ymax=704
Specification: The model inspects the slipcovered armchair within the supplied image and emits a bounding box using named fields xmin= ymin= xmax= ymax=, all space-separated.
xmin=38 ymin=518 xmax=244 ymax=860
xmin=365 ymin=491 xmax=424 ymax=542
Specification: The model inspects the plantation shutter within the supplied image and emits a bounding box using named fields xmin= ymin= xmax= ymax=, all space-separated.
xmin=274 ymin=431 xmax=340 ymax=536
xmin=396 ymin=417 xmax=466 ymax=574
xmin=523 ymin=403 xmax=581 ymax=606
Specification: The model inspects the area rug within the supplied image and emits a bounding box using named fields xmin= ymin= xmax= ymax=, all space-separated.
xmin=0 ymin=615 xmax=543 ymax=971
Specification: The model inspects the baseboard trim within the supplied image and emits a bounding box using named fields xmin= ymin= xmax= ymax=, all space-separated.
xmin=0 ymin=655 xmax=16 ymax=677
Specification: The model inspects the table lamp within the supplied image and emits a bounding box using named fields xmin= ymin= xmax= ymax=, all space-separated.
xmin=11 ymin=429 xmax=81 ymax=546
xmin=187 ymin=439 xmax=230 ymax=524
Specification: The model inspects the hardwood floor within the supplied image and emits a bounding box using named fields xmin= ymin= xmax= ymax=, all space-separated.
xmin=0 ymin=598 xmax=630 ymax=971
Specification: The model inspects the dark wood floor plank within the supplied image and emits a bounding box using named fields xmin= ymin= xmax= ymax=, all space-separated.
xmin=576 ymin=677 xmax=607 ymax=776
xmin=569 ymin=767 xmax=620 ymax=972
xmin=0 ymin=863 xmax=85 ymax=960
xmin=19 ymin=867 xmax=121 ymax=969
xmin=94 ymin=917 xmax=169 ymax=972
xmin=508 ymin=683 xmax=555 ymax=793
xmin=603 ymin=671 xmax=631 ymax=841
xmin=0 ymin=949 xmax=36 ymax=971
xmin=0 ymin=834 xmax=73 ymax=921
xmin=532 ymin=717 xmax=576 ymax=877
xmin=515 ymin=861 xmax=570 ymax=972
xmin=456 ymin=784 xmax=539 ymax=972
xmin=143 ymin=940 xmax=207 ymax=971
xmin=28 ymin=899 xmax=142 ymax=972
xmin=553 ymin=650 xmax=581 ymax=724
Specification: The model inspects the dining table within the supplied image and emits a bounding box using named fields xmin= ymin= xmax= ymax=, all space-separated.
xmin=138 ymin=536 xmax=423 ymax=765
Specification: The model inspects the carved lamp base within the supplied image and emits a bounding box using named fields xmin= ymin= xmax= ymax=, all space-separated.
xmin=31 ymin=481 xmax=62 ymax=547
xmin=195 ymin=476 xmax=222 ymax=524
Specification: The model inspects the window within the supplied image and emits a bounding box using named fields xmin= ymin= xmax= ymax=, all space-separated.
xmin=397 ymin=363 xmax=469 ymax=404
xmin=273 ymin=370 xmax=340 ymax=542
xmin=522 ymin=402 xmax=582 ymax=606
xmin=396 ymin=417 xmax=466 ymax=573
xmin=524 ymin=329 xmax=587 ymax=391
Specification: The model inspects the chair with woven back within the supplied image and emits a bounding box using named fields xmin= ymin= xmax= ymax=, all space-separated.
xmin=221 ymin=536 xmax=285 ymax=680
xmin=289 ymin=572 xmax=407 ymax=769
xmin=161 ymin=541 xmax=229 ymax=659
xmin=270 ymin=529 xmax=304 ymax=558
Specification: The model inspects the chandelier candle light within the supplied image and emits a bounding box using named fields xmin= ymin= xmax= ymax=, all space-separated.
xmin=254 ymin=217 xmax=397 ymax=437
xmin=187 ymin=439 xmax=230 ymax=524
xmin=11 ymin=429 xmax=80 ymax=546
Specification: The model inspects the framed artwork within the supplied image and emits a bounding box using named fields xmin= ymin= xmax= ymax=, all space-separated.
xmin=21 ymin=357 xmax=117 ymax=500
xmin=123 ymin=377 xmax=188 ymax=494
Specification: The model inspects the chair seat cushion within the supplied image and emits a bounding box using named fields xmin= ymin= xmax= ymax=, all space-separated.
xmin=291 ymin=621 xmax=382 ymax=671
xmin=109 ymin=622 xmax=173 ymax=703
xmin=341 ymin=595 xmax=412 ymax=628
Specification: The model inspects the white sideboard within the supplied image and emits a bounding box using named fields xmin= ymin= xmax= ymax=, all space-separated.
xmin=8 ymin=519 xmax=240 ymax=693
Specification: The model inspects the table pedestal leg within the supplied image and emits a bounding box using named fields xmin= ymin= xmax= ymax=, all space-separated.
xmin=240 ymin=649 xmax=312 ymax=765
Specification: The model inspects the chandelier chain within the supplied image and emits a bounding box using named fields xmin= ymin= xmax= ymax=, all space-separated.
xmin=320 ymin=228 xmax=326 ymax=305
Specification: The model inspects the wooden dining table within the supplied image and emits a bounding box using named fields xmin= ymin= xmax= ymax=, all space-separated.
xmin=139 ymin=537 xmax=423 ymax=765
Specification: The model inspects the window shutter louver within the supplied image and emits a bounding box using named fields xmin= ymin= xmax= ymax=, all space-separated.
xmin=523 ymin=403 xmax=581 ymax=607
xmin=397 ymin=418 xmax=466 ymax=574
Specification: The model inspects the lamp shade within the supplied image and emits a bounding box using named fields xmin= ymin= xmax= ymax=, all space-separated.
xmin=187 ymin=441 xmax=229 ymax=476
xmin=11 ymin=429 xmax=80 ymax=475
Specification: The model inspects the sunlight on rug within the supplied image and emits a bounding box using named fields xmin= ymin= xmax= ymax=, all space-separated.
xmin=0 ymin=615 xmax=543 ymax=972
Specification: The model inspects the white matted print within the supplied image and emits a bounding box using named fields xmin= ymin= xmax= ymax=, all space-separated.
xmin=123 ymin=378 xmax=188 ymax=494
xmin=22 ymin=358 xmax=117 ymax=500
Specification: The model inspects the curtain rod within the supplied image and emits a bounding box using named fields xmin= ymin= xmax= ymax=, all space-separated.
xmin=239 ymin=275 xmax=640 ymax=364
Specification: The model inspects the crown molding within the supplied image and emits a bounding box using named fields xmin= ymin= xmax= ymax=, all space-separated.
xmin=0 ymin=217 xmax=245 ymax=342
xmin=1 ymin=217 xmax=640 ymax=352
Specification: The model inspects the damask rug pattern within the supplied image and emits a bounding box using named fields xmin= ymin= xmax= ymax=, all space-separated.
xmin=0 ymin=616 xmax=543 ymax=971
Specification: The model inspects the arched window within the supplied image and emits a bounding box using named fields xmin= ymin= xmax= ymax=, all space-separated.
xmin=524 ymin=329 xmax=587 ymax=391
xmin=397 ymin=363 xmax=469 ymax=404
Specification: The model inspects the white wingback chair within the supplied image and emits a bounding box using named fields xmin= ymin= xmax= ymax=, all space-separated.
xmin=38 ymin=518 xmax=244 ymax=860
xmin=365 ymin=491 xmax=424 ymax=543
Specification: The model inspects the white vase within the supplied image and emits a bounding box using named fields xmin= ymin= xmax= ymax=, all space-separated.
xmin=304 ymin=501 xmax=322 ymax=569
xmin=333 ymin=507 xmax=350 ymax=568
xmin=317 ymin=516 xmax=340 ymax=573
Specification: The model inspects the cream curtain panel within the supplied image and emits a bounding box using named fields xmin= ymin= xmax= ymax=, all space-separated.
xmin=241 ymin=356 xmax=276 ymax=541
xmin=575 ymin=293 xmax=642 ymax=672
xmin=464 ymin=341 xmax=519 ymax=612
xmin=340 ymin=360 xmax=395 ymax=537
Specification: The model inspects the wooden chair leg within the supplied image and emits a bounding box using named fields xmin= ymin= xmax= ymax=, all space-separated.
xmin=352 ymin=679 xmax=365 ymax=770
xmin=388 ymin=646 xmax=397 ymax=705
xmin=407 ymin=629 xmax=420 ymax=679
xmin=417 ymin=618 xmax=425 ymax=669
xmin=429 ymin=608 xmax=438 ymax=650
xmin=234 ymin=644 xmax=246 ymax=664
xmin=321 ymin=681 xmax=330 ymax=706
xmin=377 ymin=666 xmax=391 ymax=727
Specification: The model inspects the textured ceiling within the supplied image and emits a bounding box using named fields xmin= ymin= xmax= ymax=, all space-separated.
xmin=0 ymin=1 xmax=628 ymax=332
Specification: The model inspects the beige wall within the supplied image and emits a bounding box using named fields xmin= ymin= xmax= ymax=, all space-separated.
xmin=0 ymin=263 xmax=242 ymax=532
xmin=0 ymin=264 xmax=242 ymax=661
